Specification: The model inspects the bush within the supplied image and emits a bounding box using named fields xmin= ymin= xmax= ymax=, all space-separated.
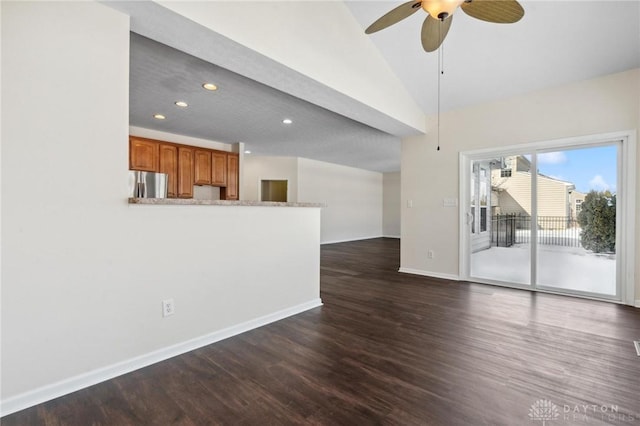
xmin=577 ymin=190 xmax=616 ymax=253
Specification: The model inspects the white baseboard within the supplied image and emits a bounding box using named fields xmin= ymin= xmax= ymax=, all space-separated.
xmin=0 ymin=298 xmax=323 ymax=417
xmin=321 ymin=235 xmax=383 ymax=245
xmin=635 ymin=299 xmax=640 ymax=308
xmin=398 ymin=267 xmax=459 ymax=281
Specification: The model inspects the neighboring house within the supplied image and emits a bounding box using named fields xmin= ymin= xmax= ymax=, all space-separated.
xmin=473 ymin=155 xmax=582 ymax=253
xmin=570 ymin=190 xmax=587 ymax=221
xmin=491 ymin=155 xmax=582 ymax=229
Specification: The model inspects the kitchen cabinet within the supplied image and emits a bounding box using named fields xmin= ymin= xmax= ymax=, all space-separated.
xmin=222 ymin=153 xmax=239 ymax=200
xmin=158 ymin=144 xmax=178 ymax=198
xmin=194 ymin=149 xmax=212 ymax=185
xmin=211 ymin=152 xmax=227 ymax=186
xmin=129 ymin=137 xmax=158 ymax=171
xmin=128 ymin=135 xmax=240 ymax=200
xmin=177 ymin=147 xmax=194 ymax=198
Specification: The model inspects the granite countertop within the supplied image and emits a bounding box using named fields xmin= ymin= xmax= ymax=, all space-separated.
xmin=128 ymin=198 xmax=324 ymax=208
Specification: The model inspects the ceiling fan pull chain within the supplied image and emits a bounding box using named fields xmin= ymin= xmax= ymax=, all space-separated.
xmin=436 ymin=22 xmax=442 ymax=151
xmin=440 ymin=33 xmax=445 ymax=75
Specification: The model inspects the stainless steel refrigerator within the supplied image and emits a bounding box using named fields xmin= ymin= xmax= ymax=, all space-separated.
xmin=128 ymin=171 xmax=168 ymax=198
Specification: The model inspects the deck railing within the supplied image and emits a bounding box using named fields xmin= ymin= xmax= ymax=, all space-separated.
xmin=491 ymin=214 xmax=581 ymax=248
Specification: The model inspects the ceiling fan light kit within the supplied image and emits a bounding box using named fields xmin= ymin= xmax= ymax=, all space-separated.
xmin=365 ymin=0 xmax=524 ymax=52
xmin=421 ymin=0 xmax=464 ymax=21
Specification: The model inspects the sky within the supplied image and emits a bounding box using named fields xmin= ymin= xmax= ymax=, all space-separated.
xmin=533 ymin=145 xmax=617 ymax=194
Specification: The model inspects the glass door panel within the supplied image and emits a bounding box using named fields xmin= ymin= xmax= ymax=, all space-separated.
xmin=470 ymin=157 xmax=531 ymax=286
xmin=535 ymin=145 xmax=618 ymax=297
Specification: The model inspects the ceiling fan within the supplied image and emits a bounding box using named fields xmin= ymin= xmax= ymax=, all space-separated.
xmin=365 ymin=0 xmax=525 ymax=52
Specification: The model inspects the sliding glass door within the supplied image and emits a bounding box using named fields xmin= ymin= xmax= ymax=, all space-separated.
xmin=466 ymin=141 xmax=621 ymax=301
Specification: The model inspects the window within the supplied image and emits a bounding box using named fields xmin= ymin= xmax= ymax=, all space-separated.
xmin=471 ymin=164 xmax=489 ymax=235
xmin=479 ymin=167 xmax=488 ymax=233
xmin=470 ymin=171 xmax=476 ymax=234
xmin=501 ymin=169 xmax=512 ymax=177
xmin=576 ymin=199 xmax=582 ymax=213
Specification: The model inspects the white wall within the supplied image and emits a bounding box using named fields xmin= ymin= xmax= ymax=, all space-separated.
xmin=1 ymin=1 xmax=320 ymax=413
xmin=383 ymin=172 xmax=401 ymax=238
xmin=242 ymin=156 xmax=299 ymax=202
xmin=401 ymin=69 xmax=640 ymax=298
xmin=297 ymin=158 xmax=382 ymax=244
xmin=243 ymin=156 xmax=385 ymax=244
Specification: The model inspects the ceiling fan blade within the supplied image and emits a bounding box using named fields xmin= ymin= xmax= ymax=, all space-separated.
xmin=421 ymin=15 xmax=453 ymax=52
xmin=460 ymin=0 xmax=524 ymax=24
xmin=365 ymin=1 xmax=423 ymax=34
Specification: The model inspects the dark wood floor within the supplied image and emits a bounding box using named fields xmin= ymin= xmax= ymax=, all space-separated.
xmin=4 ymin=238 xmax=640 ymax=425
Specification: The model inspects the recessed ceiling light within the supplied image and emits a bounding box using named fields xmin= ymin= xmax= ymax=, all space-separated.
xmin=282 ymin=118 xmax=293 ymax=124
xmin=202 ymin=83 xmax=218 ymax=91
xmin=175 ymin=101 xmax=188 ymax=107
xmin=244 ymin=150 xmax=252 ymax=154
xmin=153 ymin=114 xmax=166 ymax=120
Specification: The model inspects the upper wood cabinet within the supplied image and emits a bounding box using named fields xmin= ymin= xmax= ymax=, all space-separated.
xmin=222 ymin=154 xmax=239 ymax=200
xmin=194 ymin=149 xmax=212 ymax=185
xmin=177 ymin=147 xmax=194 ymax=199
xmin=158 ymin=144 xmax=178 ymax=198
xmin=128 ymin=135 xmax=240 ymax=200
xmin=129 ymin=137 xmax=158 ymax=171
xmin=211 ymin=152 xmax=227 ymax=187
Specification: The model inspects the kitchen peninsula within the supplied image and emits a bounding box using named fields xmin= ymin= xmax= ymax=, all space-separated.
xmin=2 ymin=2 xmax=325 ymax=416
xmin=128 ymin=198 xmax=324 ymax=207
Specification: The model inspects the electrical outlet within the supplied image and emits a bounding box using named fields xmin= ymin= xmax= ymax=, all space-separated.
xmin=162 ymin=299 xmax=175 ymax=317
xmin=428 ymin=250 xmax=435 ymax=259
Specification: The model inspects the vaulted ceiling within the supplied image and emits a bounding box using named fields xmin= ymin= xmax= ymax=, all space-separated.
xmin=111 ymin=1 xmax=640 ymax=172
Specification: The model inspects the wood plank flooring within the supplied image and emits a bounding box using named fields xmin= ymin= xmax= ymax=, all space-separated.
xmin=3 ymin=238 xmax=640 ymax=425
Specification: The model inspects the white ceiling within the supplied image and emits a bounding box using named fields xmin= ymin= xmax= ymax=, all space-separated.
xmin=347 ymin=1 xmax=640 ymax=114
xmin=118 ymin=1 xmax=640 ymax=173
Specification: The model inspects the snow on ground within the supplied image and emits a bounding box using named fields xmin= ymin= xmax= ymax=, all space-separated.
xmin=471 ymin=244 xmax=616 ymax=295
